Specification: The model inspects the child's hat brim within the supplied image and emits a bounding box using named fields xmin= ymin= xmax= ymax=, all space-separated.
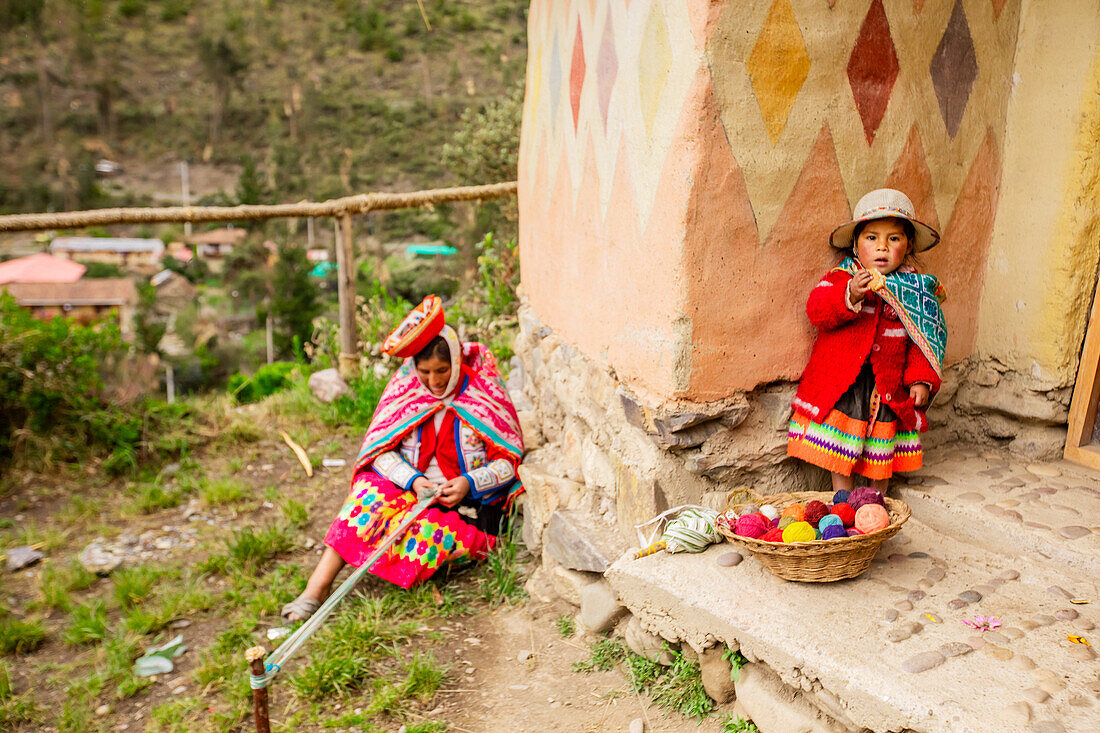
xmin=829 ymin=188 xmax=941 ymax=253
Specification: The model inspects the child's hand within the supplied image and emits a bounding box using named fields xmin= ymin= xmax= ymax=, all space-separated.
xmin=412 ymin=476 xmax=440 ymax=501
xmin=910 ymin=383 xmax=931 ymax=408
xmin=848 ymin=270 xmax=874 ymax=302
xmin=438 ymin=477 xmax=470 ymax=508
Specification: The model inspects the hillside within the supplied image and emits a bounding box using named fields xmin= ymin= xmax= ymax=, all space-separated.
xmin=0 ymin=0 xmax=527 ymax=216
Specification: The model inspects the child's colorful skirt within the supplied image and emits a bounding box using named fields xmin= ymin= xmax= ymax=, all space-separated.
xmin=324 ymin=472 xmax=498 ymax=588
xmin=787 ymin=364 xmax=921 ymax=480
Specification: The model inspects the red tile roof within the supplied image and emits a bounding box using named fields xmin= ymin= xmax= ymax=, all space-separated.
xmin=0 ymin=253 xmax=87 ymax=284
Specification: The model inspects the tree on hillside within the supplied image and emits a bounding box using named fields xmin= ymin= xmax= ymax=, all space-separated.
xmin=199 ymin=35 xmax=249 ymax=146
xmin=270 ymin=243 xmax=321 ymax=358
xmin=2 ymin=0 xmax=50 ymax=140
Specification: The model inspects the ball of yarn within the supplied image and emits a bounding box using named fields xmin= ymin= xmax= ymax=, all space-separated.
xmin=817 ymin=514 xmax=844 ymax=532
xmin=854 ymin=504 xmax=890 ymax=534
xmin=821 ymin=524 xmax=847 ymax=540
xmin=778 ymin=516 xmax=795 ymax=530
xmin=782 ymin=521 xmax=816 ymax=543
xmin=804 ymin=500 xmax=829 ymax=526
xmin=848 ymin=487 xmax=886 ymax=512
xmin=760 ymin=527 xmax=785 ymax=543
xmin=759 ymin=504 xmax=780 ymax=522
xmin=830 ymin=503 xmax=856 ymax=527
xmin=846 ymin=528 xmax=863 ymax=537
xmin=780 ymin=503 xmax=806 ymax=522
xmin=832 ymin=489 xmax=851 ymax=505
xmin=741 ymin=503 xmax=760 ymax=515
xmin=734 ymin=513 xmax=769 ymax=539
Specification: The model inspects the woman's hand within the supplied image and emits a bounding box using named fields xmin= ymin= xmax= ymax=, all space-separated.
xmin=412 ymin=476 xmax=440 ymax=501
xmin=438 ymin=477 xmax=470 ymax=508
xmin=847 ymin=270 xmax=874 ymax=303
xmin=909 ymin=383 xmax=931 ymax=408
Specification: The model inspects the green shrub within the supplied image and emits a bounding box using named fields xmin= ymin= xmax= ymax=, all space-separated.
xmin=227 ymin=362 xmax=297 ymax=403
xmin=65 ymin=601 xmax=109 ymax=645
xmin=0 ymin=617 xmax=47 ymax=655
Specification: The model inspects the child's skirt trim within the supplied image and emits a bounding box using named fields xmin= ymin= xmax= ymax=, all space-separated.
xmin=787 ymin=411 xmax=921 ymax=480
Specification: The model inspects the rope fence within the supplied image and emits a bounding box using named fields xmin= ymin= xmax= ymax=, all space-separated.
xmin=0 ymin=181 xmax=517 ymax=232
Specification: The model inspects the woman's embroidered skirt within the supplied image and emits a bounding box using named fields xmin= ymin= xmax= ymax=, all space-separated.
xmin=324 ymin=472 xmax=496 ymax=588
xmin=787 ymin=364 xmax=922 ymax=480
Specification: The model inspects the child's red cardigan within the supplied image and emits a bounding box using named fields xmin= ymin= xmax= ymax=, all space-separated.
xmin=792 ymin=269 xmax=941 ymax=432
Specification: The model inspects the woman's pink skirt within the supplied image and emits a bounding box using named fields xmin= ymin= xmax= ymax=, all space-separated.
xmin=324 ymin=472 xmax=496 ymax=588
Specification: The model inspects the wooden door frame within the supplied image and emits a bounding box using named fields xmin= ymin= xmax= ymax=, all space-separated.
xmin=1064 ymin=286 xmax=1100 ymax=469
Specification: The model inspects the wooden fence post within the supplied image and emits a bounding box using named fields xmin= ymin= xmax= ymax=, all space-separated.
xmin=245 ymin=646 xmax=271 ymax=733
xmin=335 ymin=212 xmax=358 ymax=378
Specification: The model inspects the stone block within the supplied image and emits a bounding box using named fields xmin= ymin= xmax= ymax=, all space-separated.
xmin=1009 ymin=424 xmax=1067 ymax=461
xmin=734 ymin=663 xmax=843 ymax=733
xmin=544 ymin=509 xmax=628 ymax=573
xmin=699 ymin=646 xmax=737 ymax=704
xmin=550 ymin=565 xmax=601 ymax=607
xmin=581 ymin=437 xmax=616 ymax=493
xmin=509 ymin=388 xmax=535 ymax=412
xmin=517 ymin=410 xmax=544 ymax=451
xmin=614 ymin=457 xmax=666 ymax=541
xmin=622 ymin=615 xmax=676 ymax=665
xmin=523 ymin=563 xmax=556 ymax=603
xmin=955 ymin=380 xmax=1068 ymax=424
xmin=579 ymin=579 xmax=627 ymax=632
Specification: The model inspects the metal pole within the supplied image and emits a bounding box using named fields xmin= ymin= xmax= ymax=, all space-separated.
xmin=180 ymin=162 xmax=191 ymax=239
xmin=245 ymin=647 xmax=271 ymax=733
xmin=335 ymin=213 xmax=357 ymax=378
xmin=165 ymin=363 xmax=175 ymax=404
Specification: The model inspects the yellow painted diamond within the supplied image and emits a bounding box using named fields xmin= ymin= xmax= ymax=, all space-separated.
xmin=638 ymin=2 xmax=671 ymax=139
xmin=747 ymin=0 xmax=811 ymax=145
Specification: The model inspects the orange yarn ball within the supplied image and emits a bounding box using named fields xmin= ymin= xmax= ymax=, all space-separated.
xmin=780 ymin=503 xmax=806 ymax=522
xmin=854 ymin=504 xmax=890 ymax=534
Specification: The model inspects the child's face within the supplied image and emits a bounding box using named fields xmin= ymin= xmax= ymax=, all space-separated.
xmin=855 ymin=218 xmax=910 ymax=274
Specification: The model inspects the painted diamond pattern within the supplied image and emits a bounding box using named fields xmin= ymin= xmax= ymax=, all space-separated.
xmin=570 ymin=19 xmax=585 ymax=132
xmin=846 ymin=0 xmax=899 ymax=144
xmin=746 ymin=0 xmax=811 ymax=145
xmin=638 ymin=1 xmax=671 ymax=138
xmin=548 ymin=30 xmax=562 ymax=131
xmin=597 ymin=10 xmax=618 ymax=129
xmin=930 ymin=0 xmax=978 ymax=139
xmin=990 ymin=0 xmax=1007 ymax=20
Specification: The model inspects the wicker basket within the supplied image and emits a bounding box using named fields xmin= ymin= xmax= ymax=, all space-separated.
xmin=717 ymin=490 xmax=910 ymax=582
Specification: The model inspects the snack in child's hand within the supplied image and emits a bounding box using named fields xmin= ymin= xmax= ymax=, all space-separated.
xmin=867 ymin=267 xmax=886 ymax=291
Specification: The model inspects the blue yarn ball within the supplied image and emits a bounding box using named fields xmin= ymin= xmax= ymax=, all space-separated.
xmin=817 ymin=514 xmax=844 ymax=532
xmin=821 ymin=525 xmax=847 ymax=540
xmin=832 ymin=489 xmax=851 ymax=505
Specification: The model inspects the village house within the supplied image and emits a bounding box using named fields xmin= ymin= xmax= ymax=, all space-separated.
xmin=0 ymin=252 xmax=86 ymax=283
xmin=187 ymin=227 xmax=247 ymax=272
xmin=3 ymin=278 xmax=137 ymax=337
xmin=49 ymin=236 xmax=164 ymax=274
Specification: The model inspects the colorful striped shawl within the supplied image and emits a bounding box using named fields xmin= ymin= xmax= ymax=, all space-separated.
xmin=353 ymin=342 xmax=525 ymax=500
xmin=835 ymin=257 xmax=948 ymax=377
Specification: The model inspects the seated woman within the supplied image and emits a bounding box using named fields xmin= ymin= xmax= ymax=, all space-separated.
xmin=283 ymin=297 xmax=524 ymax=621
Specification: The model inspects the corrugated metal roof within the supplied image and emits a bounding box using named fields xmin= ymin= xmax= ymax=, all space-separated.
xmin=0 ymin=253 xmax=87 ymax=284
xmin=50 ymin=237 xmax=165 ymax=255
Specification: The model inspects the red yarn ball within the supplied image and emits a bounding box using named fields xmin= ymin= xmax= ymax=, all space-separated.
xmin=734 ymin=513 xmax=769 ymax=539
xmin=760 ymin=527 xmax=785 ymax=543
xmin=848 ymin=487 xmax=886 ymax=512
xmin=830 ymin=503 xmax=856 ymax=528
xmin=803 ymin=500 xmax=829 ymax=527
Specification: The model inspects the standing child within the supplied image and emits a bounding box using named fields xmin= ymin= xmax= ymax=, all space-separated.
xmin=787 ymin=189 xmax=947 ymax=493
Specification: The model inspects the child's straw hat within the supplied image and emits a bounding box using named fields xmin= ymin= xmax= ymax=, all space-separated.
xmin=830 ymin=188 xmax=940 ymax=252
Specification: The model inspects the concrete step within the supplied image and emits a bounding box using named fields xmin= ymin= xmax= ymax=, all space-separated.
xmin=898 ymin=449 xmax=1099 ymax=577
xmin=607 ymin=513 xmax=1099 ymax=733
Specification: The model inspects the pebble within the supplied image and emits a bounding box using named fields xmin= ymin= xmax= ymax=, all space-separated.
xmin=1034 ymin=615 xmax=1057 ymax=627
xmin=1002 ymin=510 xmax=1023 ymax=522
xmin=1069 ymin=695 xmax=1092 ymax=707
xmin=1072 ymin=618 xmax=1094 ymax=631
xmin=1055 ymin=609 xmax=1078 ymax=621
xmin=948 ymin=599 xmax=969 ymax=610
xmin=999 ymin=477 xmax=1027 ymax=488
xmin=973 ymin=584 xmax=996 ymax=596
xmin=629 ymin=718 xmax=645 ymax=733
xmin=884 ymin=608 xmax=899 ymax=622
xmin=958 ymin=492 xmax=985 ymax=502
xmin=998 ymin=569 xmax=1020 ymax=581
xmin=900 ymin=651 xmax=945 ymax=673
xmin=1031 ymin=722 xmax=1067 ymax=733
xmin=939 ymin=642 xmax=973 ymax=658
xmin=1001 ymin=627 xmax=1025 ymax=640
xmin=886 ymin=628 xmax=911 ymax=643
xmin=907 ymin=590 xmax=926 ymax=603
xmin=169 ymin=619 xmax=192 ymax=630
xmin=517 ymin=649 xmax=532 ymax=662
xmin=1002 ymin=701 xmax=1031 ymax=723
xmin=1012 ymin=655 xmax=1037 ymax=670
xmin=1048 ymin=586 xmax=1074 ymax=599
xmin=172 ymin=685 xmax=187 ymax=695
xmin=904 ymin=621 xmax=924 ymax=635
xmin=920 ymin=613 xmax=942 ymax=624
xmin=966 ymin=636 xmax=986 ymax=650
xmin=1058 ymin=525 xmax=1091 ymax=539
xmin=96 ymin=704 xmax=110 ymax=716
xmin=987 ymin=645 xmax=1014 ymax=661
xmin=1034 ymin=487 xmax=1057 ymax=495
xmin=1026 ymin=464 xmax=1061 ymax=478
xmin=982 ymin=631 xmax=1007 ymax=643
xmin=1020 ymin=620 xmax=1041 ymax=631
xmin=717 ymin=552 xmax=743 ymax=567
xmin=5 ymin=546 xmax=45 ymax=572
xmin=888 ymin=553 xmax=907 ymax=563
xmin=1069 ymin=644 xmax=1097 ymax=662
xmin=1022 ymin=687 xmax=1050 ymax=703
xmin=926 ymin=567 xmax=946 ymax=582
xmin=1039 ymin=679 xmax=1066 ymax=694
xmin=907 ymin=552 xmax=930 ymax=559
xmin=893 ymin=600 xmax=913 ymax=611
xmin=957 ymin=590 xmax=983 ymax=604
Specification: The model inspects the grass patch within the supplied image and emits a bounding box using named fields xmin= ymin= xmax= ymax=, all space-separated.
xmin=64 ymin=600 xmax=109 ymax=645
xmin=148 ymin=696 xmax=202 ymax=732
xmin=200 ymin=477 xmax=248 ymax=506
xmin=720 ymin=715 xmax=759 ymax=732
xmin=477 ymin=512 xmax=527 ymax=605
xmin=0 ymin=659 xmax=37 ymax=726
xmin=122 ymin=571 xmax=214 ymax=635
xmin=113 ymin=566 xmax=162 ymax=608
xmin=628 ymin=647 xmax=713 ymax=720
xmin=280 ymin=498 xmax=309 ymax=529
xmin=36 ymin=560 xmax=98 ymax=611
xmin=225 ymin=524 xmax=296 ymax=573
xmin=0 ymin=616 xmax=48 ymax=654
xmin=572 ymin=638 xmax=627 ymax=673
xmin=126 ymin=482 xmax=187 ymax=514
xmin=554 ymin=615 xmax=575 ymax=638
xmin=61 ymin=494 xmax=103 ymax=524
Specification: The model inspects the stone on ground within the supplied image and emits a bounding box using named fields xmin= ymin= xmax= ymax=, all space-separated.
xmin=698 ymin=645 xmax=736 ymax=704
xmin=578 ymin=579 xmax=627 ymax=633
xmin=5 ymin=545 xmax=44 ymax=572
xmin=307 ymin=368 xmax=348 ymax=403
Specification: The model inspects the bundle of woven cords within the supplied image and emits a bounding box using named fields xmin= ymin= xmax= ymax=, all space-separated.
xmin=634 ymin=506 xmax=722 ymax=558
